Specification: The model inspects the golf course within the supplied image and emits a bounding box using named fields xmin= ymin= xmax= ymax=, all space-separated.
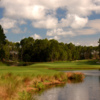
xmin=0 ymin=60 xmax=100 ymax=75
xmin=0 ymin=60 xmax=99 ymax=100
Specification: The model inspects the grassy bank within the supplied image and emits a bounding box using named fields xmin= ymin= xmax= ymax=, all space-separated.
xmin=0 ymin=72 xmax=84 ymax=100
xmin=0 ymin=60 xmax=99 ymax=100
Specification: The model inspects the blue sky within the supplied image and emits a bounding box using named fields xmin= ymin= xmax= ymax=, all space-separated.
xmin=0 ymin=0 xmax=100 ymax=46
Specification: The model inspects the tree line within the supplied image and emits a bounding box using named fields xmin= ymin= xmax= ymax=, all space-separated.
xmin=0 ymin=25 xmax=100 ymax=62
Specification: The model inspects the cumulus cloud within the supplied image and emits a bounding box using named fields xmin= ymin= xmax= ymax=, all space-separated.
xmin=68 ymin=14 xmax=88 ymax=29
xmin=0 ymin=1 xmax=46 ymax=20
xmin=74 ymin=41 xmax=98 ymax=46
xmin=53 ymin=36 xmax=60 ymax=40
xmin=87 ymin=19 xmax=100 ymax=31
xmin=11 ymin=27 xmax=27 ymax=34
xmin=31 ymin=34 xmax=42 ymax=39
xmin=58 ymin=14 xmax=88 ymax=29
xmin=32 ymin=16 xmax=58 ymax=29
xmin=76 ymin=29 xmax=97 ymax=35
xmin=72 ymin=19 xmax=100 ymax=36
xmin=0 ymin=17 xmax=17 ymax=29
xmin=48 ymin=36 xmax=60 ymax=40
xmin=19 ymin=20 xmax=27 ymax=25
xmin=0 ymin=0 xmax=100 ymax=25
xmin=47 ymin=28 xmax=74 ymax=36
xmin=0 ymin=0 xmax=100 ymax=37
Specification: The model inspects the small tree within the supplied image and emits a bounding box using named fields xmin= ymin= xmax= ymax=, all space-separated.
xmin=0 ymin=25 xmax=6 ymax=47
xmin=0 ymin=25 xmax=6 ymax=61
xmin=98 ymin=38 xmax=100 ymax=59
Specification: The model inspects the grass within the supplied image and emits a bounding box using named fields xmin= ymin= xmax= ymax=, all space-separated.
xmin=0 ymin=59 xmax=99 ymax=100
xmin=0 ymin=72 xmax=68 ymax=100
xmin=29 ymin=59 xmax=100 ymax=70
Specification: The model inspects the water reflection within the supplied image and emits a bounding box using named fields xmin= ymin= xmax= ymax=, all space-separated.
xmin=34 ymin=70 xmax=100 ymax=100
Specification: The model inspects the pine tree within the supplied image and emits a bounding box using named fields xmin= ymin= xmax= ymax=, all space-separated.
xmin=98 ymin=38 xmax=100 ymax=58
xmin=0 ymin=25 xmax=6 ymax=61
xmin=0 ymin=25 xmax=6 ymax=48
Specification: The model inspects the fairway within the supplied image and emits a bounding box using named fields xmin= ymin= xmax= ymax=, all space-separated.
xmin=0 ymin=60 xmax=100 ymax=75
xmin=30 ymin=60 xmax=100 ymax=69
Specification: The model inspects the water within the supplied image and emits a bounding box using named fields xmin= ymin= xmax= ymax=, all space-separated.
xmin=34 ymin=70 xmax=100 ymax=100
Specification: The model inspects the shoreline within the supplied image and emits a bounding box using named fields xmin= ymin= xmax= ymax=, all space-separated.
xmin=26 ymin=72 xmax=84 ymax=95
xmin=0 ymin=72 xmax=84 ymax=100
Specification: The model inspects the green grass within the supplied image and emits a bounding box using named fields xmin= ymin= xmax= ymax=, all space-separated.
xmin=29 ymin=59 xmax=100 ymax=70
xmin=0 ymin=60 xmax=100 ymax=76
xmin=0 ymin=67 xmax=59 ymax=76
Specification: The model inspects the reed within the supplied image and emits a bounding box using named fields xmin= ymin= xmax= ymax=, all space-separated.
xmin=0 ymin=72 xmax=84 ymax=100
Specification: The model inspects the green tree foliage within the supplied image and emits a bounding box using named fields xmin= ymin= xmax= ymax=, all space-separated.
xmin=98 ymin=38 xmax=100 ymax=58
xmin=0 ymin=25 xmax=6 ymax=61
xmin=20 ymin=37 xmax=98 ymax=62
xmin=18 ymin=37 xmax=98 ymax=62
xmin=3 ymin=40 xmax=19 ymax=61
xmin=0 ymin=25 xmax=6 ymax=47
xmin=2 ymin=36 xmax=99 ymax=62
xmin=0 ymin=48 xmax=5 ymax=61
xmin=20 ymin=37 xmax=34 ymax=61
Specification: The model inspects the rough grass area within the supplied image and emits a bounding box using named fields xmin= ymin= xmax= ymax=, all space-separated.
xmin=0 ymin=72 xmax=66 ymax=100
xmin=0 ymin=72 xmax=84 ymax=100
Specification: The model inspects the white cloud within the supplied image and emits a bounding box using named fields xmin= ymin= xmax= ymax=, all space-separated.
xmin=32 ymin=16 xmax=58 ymax=29
xmin=83 ymin=40 xmax=98 ymax=46
xmin=0 ymin=0 xmax=100 ymax=38
xmin=53 ymin=36 xmax=60 ymax=40
xmin=0 ymin=0 xmax=100 ymax=28
xmin=75 ymin=43 xmax=80 ymax=46
xmin=0 ymin=17 xmax=17 ymax=29
xmin=19 ymin=20 xmax=27 ymax=25
xmin=31 ymin=5 xmax=46 ymax=20
xmin=58 ymin=14 xmax=88 ymax=29
xmin=31 ymin=34 xmax=42 ymax=39
xmin=87 ymin=19 xmax=100 ymax=31
xmin=12 ymin=27 xmax=22 ymax=34
xmin=68 ymin=15 xmax=88 ymax=29
xmin=48 ymin=36 xmax=60 ymax=41
xmin=0 ymin=1 xmax=46 ymax=20
xmin=47 ymin=28 xmax=74 ymax=36
xmin=47 ymin=19 xmax=100 ymax=37
xmin=72 ymin=19 xmax=100 ymax=36
xmin=76 ymin=29 xmax=97 ymax=35
xmin=11 ymin=27 xmax=27 ymax=34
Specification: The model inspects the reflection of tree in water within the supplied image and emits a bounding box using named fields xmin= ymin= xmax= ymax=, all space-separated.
xmin=99 ymin=70 xmax=100 ymax=85
xmin=97 ymin=69 xmax=100 ymax=87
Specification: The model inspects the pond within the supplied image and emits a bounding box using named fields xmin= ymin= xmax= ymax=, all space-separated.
xmin=34 ymin=70 xmax=100 ymax=100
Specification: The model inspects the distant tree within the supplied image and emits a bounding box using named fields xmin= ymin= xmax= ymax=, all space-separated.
xmin=0 ymin=25 xmax=6 ymax=48
xmin=0 ymin=25 xmax=6 ymax=61
xmin=20 ymin=37 xmax=34 ymax=61
xmin=33 ymin=39 xmax=49 ymax=62
xmin=3 ymin=34 xmax=98 ymax=62
xmin=98 ymin=38 xmax=100 ymax=59
xmin=0 ymin=49 xmax=5 ymax=61
xmin=3 ymin=40 xmax=11 ymax=60
xmin=23 ymin=54 xmax=31 ymax=62
xmin=49 ymin=39 xmax=59 ymax=61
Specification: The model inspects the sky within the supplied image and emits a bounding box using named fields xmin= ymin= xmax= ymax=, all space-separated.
xmin=0 ymin=0 xmax=100 ymax=46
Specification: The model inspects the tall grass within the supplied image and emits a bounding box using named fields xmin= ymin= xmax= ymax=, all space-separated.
xmin=0 ymin=71 xmax=84 ymax=100
xmin=0 ymin=72 xmax=68 ymax=100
